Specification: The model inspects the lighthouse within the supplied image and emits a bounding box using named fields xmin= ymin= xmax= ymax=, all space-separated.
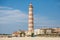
xmin=28 ymin=3 xmax=34 ymax=36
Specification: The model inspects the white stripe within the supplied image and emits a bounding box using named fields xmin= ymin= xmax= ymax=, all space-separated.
xmin=29 ymin=17 xmax=33 ymax=18
xmin=29 ymin=16 xmax=33 ymax=18
xmin=29 ymin=12 xmax=33 ymax=14
xmin=29 ymin=24 xmax=33 ymax=26
xmin=29 ymin=28 xmax=33 ymax=30
xmin=29 ymin=25 xmax=33 ymax=27
xmin=29 ymin=8 xmax=32 ymax=10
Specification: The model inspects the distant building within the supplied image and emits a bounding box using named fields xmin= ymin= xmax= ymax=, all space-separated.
xmin=34 ymin=29 xmax=45 ymax=35
xmin=45 ymin=28 xmax=53 ymax=34
xmin=52 ymin=28 xmax=60 ymax=34
xmin=12 ymin=30 xmax=25 ymax=37
xmin=34 ymin=28 xmax=52 ymax=35
xmin=12 ymin=31 xmax=20 ymax=37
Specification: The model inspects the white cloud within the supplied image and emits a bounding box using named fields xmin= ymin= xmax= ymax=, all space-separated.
xmin=0 ymin=9 xmax=28 ymax=24
xmin=0 ymin=6 xmax=13 ymax=9
xmin=0 ymin=6 xmax=60 ymax=27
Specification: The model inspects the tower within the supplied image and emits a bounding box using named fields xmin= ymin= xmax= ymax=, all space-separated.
xmin=28 ymin=3 xmax=34 ymax=35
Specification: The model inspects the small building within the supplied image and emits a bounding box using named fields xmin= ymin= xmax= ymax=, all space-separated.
xmin=45 ymin=28 xmax=53 ymax=34
xmin=34 ymin=29 xmax=40 ymax=35
xmin=12 ymin=31 xmax=20 ymax=37
xmin=52 ymin=28 xmax=60 ymax=34
xmin=12 ymin=30 xmax=25 ymax=37
xmin=34 ymin=29 xmax=46 ymax=36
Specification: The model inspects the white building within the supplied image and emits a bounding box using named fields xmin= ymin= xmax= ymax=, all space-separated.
xmin=46 ymin=28 xmax=53 ymax=34
xmin=34 ymin=29 xmax=45 ymax=35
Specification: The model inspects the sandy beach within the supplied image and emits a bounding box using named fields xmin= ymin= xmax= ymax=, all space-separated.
xmin=0 ymin=37 xmax=60 ymax=40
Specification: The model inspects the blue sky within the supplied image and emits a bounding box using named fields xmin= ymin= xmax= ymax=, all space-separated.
xmin=0 ymin=0 xmax=60 ymax=34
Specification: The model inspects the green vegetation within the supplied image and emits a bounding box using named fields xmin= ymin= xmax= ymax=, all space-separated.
xmin=31 ymin=33 xmax=34 ymax=37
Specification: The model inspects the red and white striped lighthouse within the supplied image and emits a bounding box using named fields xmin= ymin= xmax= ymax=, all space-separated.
xmin=28 ymin=3 xmax=34 ymax=35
